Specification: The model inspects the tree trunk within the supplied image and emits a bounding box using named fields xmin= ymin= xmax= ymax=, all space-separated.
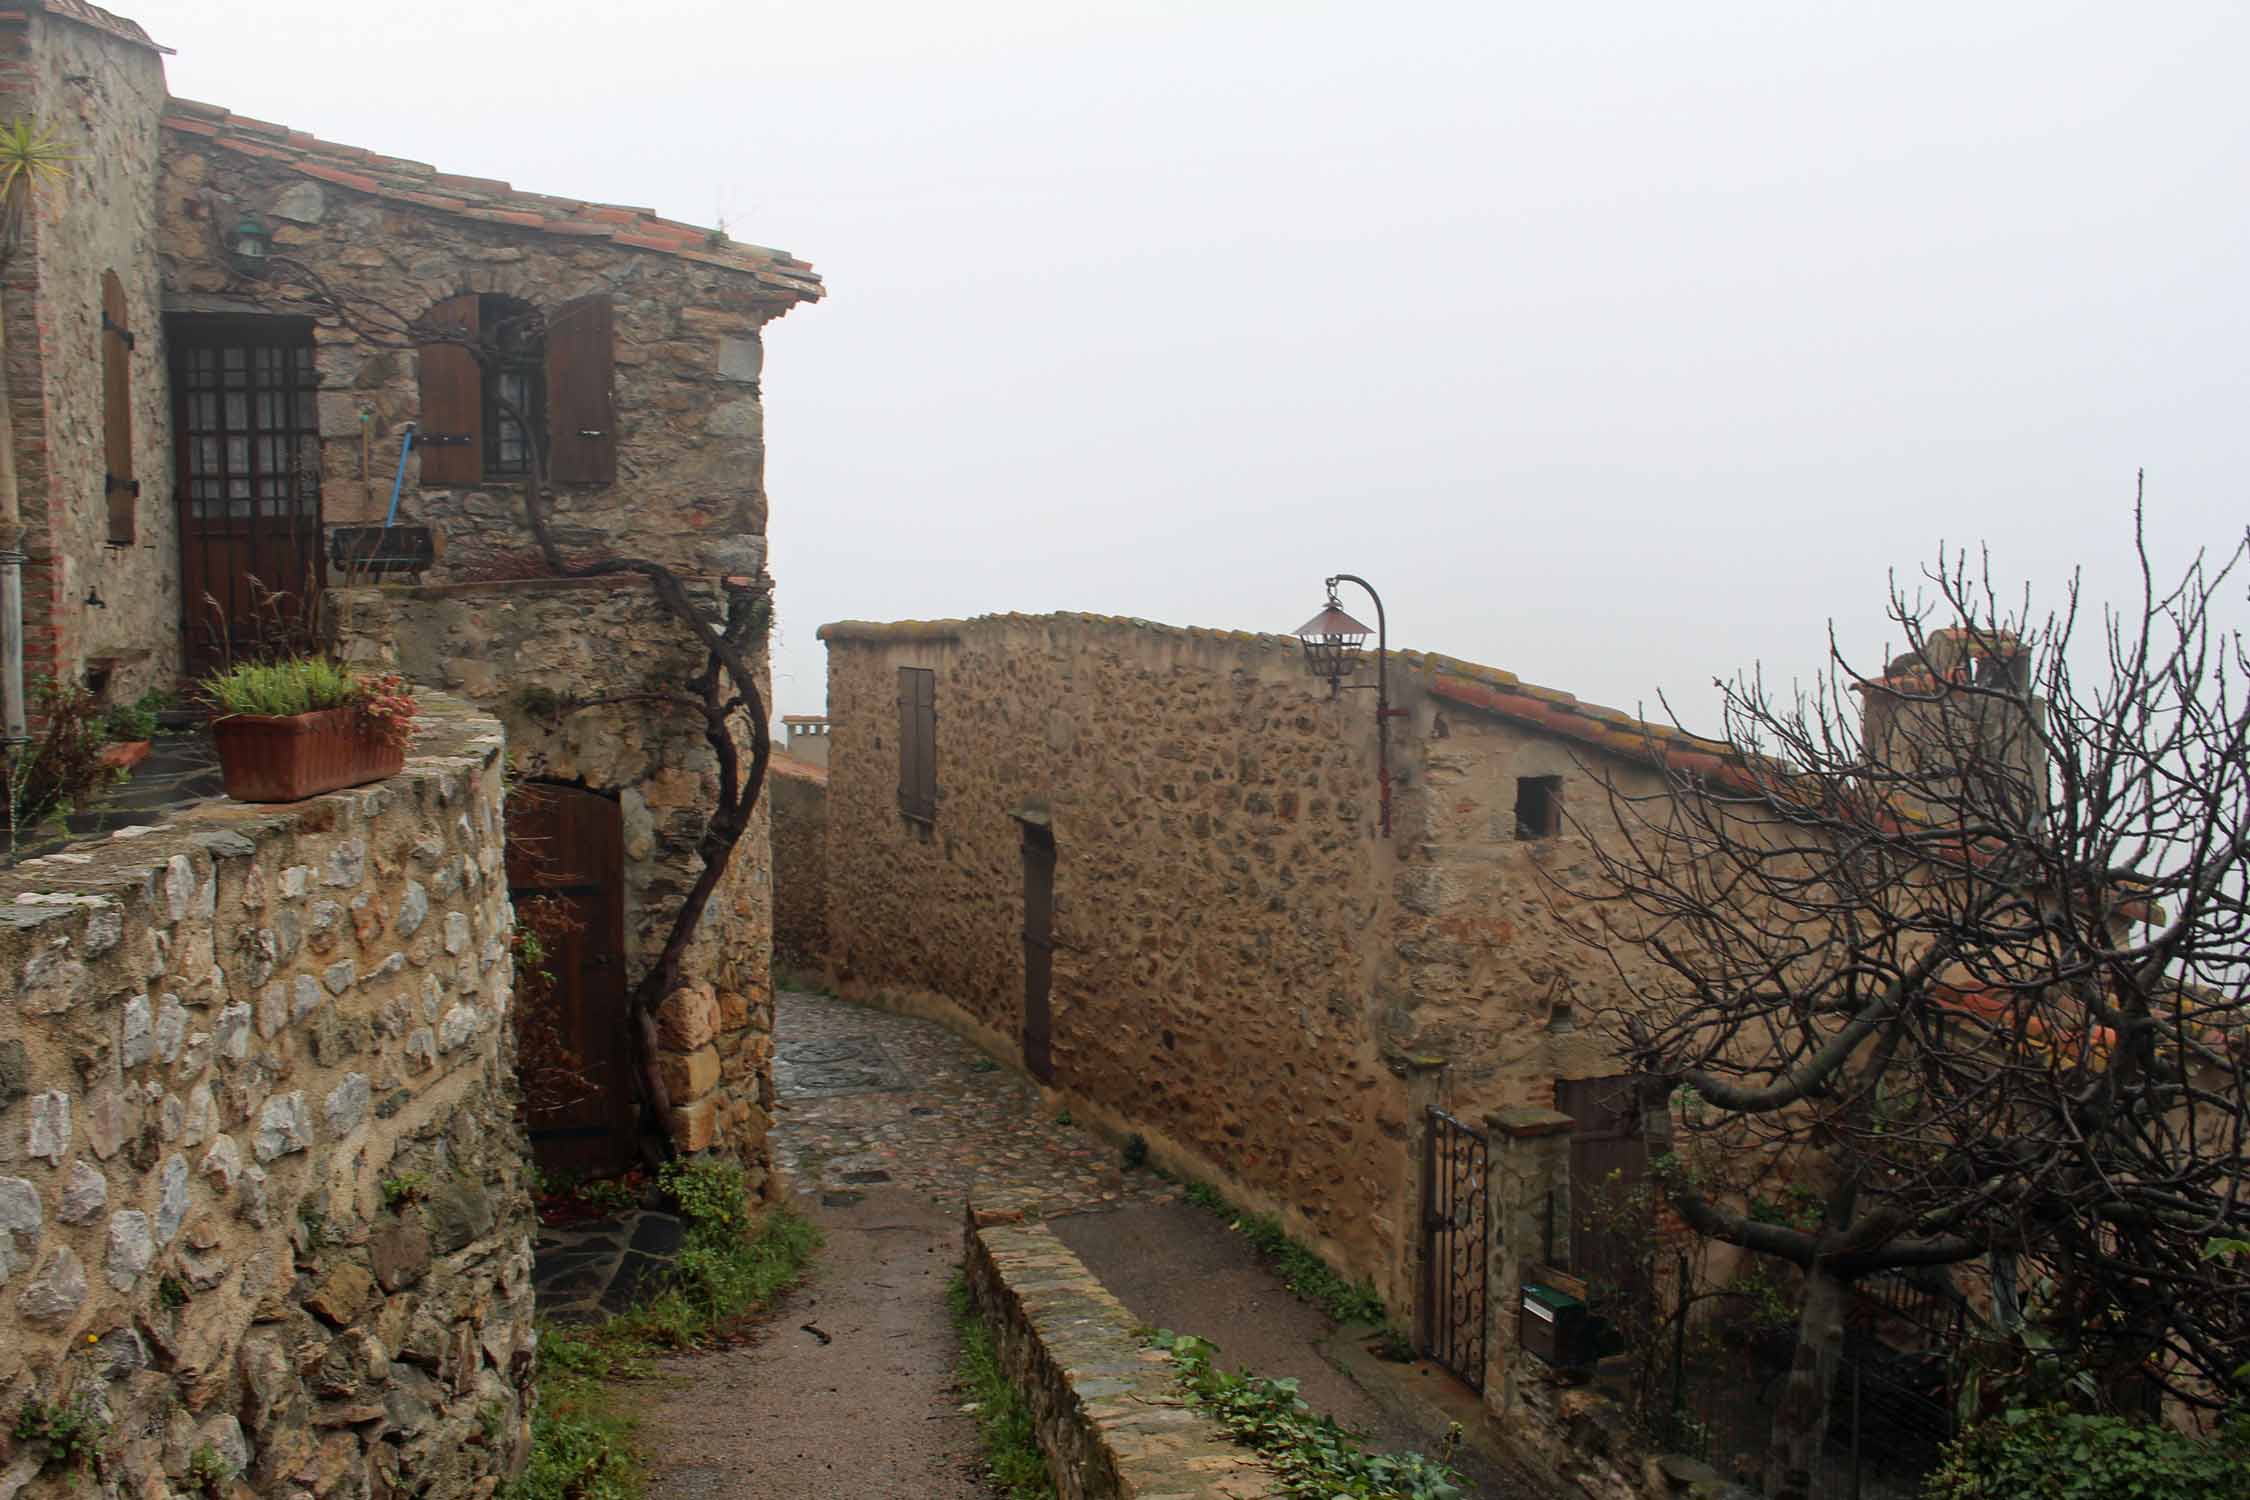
xmin=1764 ymin=1265 xmax=1848 ymax=1500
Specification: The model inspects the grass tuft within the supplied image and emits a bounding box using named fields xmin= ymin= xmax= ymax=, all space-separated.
xmin=947 ymin=1274 xmax=1057 ymax=1499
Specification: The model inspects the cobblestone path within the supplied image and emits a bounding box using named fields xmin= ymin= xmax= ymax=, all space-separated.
xmin=770 ymin=987 xmax=1182 ymax=1217
xmin=641 ymin=989 xmax=1179 ymax=1498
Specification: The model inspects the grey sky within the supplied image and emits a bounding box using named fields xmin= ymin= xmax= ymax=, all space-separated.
xmin=142 ymin=0 xmax=2247 ymax=731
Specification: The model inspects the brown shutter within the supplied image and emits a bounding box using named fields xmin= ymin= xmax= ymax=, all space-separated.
xmin=546 ymin=293 xmax=615 ymax=484
xmin=101 ymin=271 xmax=134 ymax=544
xmin=416 ymin=293 xmax=483 ymax=486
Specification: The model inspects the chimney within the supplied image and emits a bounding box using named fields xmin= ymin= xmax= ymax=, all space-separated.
xmin=1852 ymin=626 xmax=2043 ymax=829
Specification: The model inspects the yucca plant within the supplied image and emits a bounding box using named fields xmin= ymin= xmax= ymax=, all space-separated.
xmin=0 ymin=118 xmax=71 ymax=264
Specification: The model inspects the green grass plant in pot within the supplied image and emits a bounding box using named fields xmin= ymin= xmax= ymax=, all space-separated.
xmin=203 ymin=656 xmax=420 ymax=802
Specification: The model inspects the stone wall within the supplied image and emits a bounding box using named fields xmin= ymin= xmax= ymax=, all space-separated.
xmin=0 ymin=9 xmax=180 ymax=704
xmin=339 ymin=579 xmax=775 ymax=1180
xmin=768 ymin=754 xmax=827 ymax=973
xmin=822 ymin=613 xmax=1421 ymax=1306
xmin=822 ymin=613 xmax=1687 ymax=1324
xmin=0 ymin=695 xmax=534 ymax=1500
xmin=1380 ymin=700 xmax=1674 ymax=1122
xmin=963 ymin=1208 xmax=1279 ymax=1499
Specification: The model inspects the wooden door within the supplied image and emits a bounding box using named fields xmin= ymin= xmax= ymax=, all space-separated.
xmin=1021 ymin=821 xmax=1055 ymax=1083
xmin=1558 ymin=1074 xmax=1652 ymax=1316
xmin=506 ymin=784 xmax=635 ymax=1178
xmin=170 ymin=317 xmax=324 ymax=680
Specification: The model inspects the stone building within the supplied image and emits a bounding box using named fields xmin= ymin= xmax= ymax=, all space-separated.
xmin=0 ymin=0 xmax=819 ymax=1185
xmin=816 ymin=612 xmax=1709 ymax=1353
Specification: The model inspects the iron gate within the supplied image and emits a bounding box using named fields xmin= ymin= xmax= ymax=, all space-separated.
xmin=1421 ymin=1108 xmax=1490 ymax=1390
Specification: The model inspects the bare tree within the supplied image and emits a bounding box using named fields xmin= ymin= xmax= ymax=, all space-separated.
xmin=1555 ymin=502 xmax=2250 ymax=1499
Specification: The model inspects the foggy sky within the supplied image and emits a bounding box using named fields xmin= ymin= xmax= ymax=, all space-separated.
xmin=140 ymin=1 xmax=2248 ymax=733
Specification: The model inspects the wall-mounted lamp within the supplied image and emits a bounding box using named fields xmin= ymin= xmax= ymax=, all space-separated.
xmin=1292 ymin=574 xmax=1405 ymax=837
xmin=226 ymin=216 xmax=271 ymax=272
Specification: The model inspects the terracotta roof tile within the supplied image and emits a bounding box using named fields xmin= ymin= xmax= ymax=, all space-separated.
xmin=161 ymin=98 xmax=822 ymax=302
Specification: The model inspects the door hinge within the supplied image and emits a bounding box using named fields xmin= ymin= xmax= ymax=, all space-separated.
xmin=418 ymin=433 xmax=471 ymax=447
xmin=105 ymin=474 xmax=140 ymax=498
xmin=102 ymin=310 xmax=135 ymax=349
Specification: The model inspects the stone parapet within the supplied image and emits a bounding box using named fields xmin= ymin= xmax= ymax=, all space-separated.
xmin=963 ymin=1210 xmax=1279 ymax=1500
xmin=0 ymin=694 xmax=534 ymax=1500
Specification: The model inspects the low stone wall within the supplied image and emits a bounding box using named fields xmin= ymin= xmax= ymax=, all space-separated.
xmin=0 ymin=696 xmax=534 ymax=1500
xmin=768 ymin=754 xmax=827 ymax=973
xmin=963 ymin=1210 xmax=1278 ymax=1500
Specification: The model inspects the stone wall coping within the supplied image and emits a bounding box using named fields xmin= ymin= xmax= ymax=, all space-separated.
xmin=1486 ymin=1107 xmax=1576 ymax=1139
xmin=965 ymin=1210 xmax=1280 ymax=1499
xmin=0 ymin=692 xmax=502 ymax=909
xmin=340 ymin=575 xmax=737 ymax=602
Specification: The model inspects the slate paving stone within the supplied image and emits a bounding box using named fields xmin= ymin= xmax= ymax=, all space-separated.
xmin=531 ymin=1209 xmax=684 ymax=1320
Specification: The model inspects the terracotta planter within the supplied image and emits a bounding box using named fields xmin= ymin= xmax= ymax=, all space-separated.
xmin=211 ymin=708 xmax=404 ymax=803
xmin=98 ymin=739 xmax=151 ymax=773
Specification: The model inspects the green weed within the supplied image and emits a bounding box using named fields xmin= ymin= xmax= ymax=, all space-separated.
xmin=1177 ymin=1179 xmax=1387 ymax=1327
xmin=948 ymin=1275 xmax=1056 ymax=1499
xmin=13 ymin=1395 xmax=110 ymax=1480
xmin=1152 ymin=1331 xmax=1464 ymax=1499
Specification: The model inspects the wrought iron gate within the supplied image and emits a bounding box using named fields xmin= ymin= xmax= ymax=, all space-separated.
xmin=1421 ymin=1108 xmax=1490 ymax=1390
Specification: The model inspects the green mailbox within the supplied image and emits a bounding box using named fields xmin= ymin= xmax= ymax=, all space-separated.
xmin=1519 ymin=1282 xmax=1597 ymax=1368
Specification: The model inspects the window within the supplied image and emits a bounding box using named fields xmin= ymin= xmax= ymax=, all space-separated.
xmin=897 ymin=666 xmax=936 ymax=822
xmin=416 ymin=292 xmax=614 ymax=487
xmin=1515 ymin=775 xmax=1562 ymax=840
xmin=481 ymin=295 xmax=544 ymax=478
xmin=101 ymin=271 xmax=135 ymax=544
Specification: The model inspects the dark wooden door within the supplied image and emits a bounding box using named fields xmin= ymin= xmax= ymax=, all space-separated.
xmin=169 ymin=317 xmax=323 ymax=680
xmin=1558 ymin=1074 xmax=1652 ymax=1316
xmin=506 ymin=784 xmax=635 ymax=1178
xmin=1021 ymin=821 xmax=1055 ymax=1083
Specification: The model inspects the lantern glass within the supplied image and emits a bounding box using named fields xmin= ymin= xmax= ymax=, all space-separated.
xmin=1292 ymin=600 xmax=1373 ymax=690
xmin=229 ymin=218 xmax=270 ymax=261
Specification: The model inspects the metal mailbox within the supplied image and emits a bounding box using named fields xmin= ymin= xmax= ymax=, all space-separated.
xmin=1519 ymin=1282 xmax=1597 ymax=1369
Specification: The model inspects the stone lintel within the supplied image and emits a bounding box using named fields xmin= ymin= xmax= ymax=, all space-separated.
xmin=1486 ymin=1106 xmax=1574 ymax=1139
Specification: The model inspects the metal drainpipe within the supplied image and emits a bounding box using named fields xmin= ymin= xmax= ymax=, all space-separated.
xmin=0 ymin=306 xmax=23 ymax=748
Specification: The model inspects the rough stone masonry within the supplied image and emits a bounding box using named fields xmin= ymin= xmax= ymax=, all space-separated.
xmin=0 ymin=697 xmax=535 ymax=1500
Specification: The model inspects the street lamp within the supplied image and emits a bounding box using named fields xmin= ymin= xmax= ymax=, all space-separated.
xmin=1292 ymin=574 xmax=1404 ymax=837
xmin=226 ymin=217 xmax=271 ymax=273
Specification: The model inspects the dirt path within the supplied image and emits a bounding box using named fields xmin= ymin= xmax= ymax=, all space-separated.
xmin=640 ymin=1187 xmax=984 ymax=1500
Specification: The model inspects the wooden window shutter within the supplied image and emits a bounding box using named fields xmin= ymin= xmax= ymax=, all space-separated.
xmin=100 ymin=271 xmax=135 ymax=544
xmin=898 ymin=667 xmax=936 ymax=821
xmin=546 ymin=293 xmax=615 ymax=484
xmin=416 ymin=293 xmax=483 ymax=486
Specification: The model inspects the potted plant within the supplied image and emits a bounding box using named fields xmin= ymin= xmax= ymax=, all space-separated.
xmin=96 ymin=688 xmax=169 ymax=773
xmin=203 ymin=657 xmax=420 ymax=802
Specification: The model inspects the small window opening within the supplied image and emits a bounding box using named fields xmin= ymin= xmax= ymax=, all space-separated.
xmin=480 ymin=294 xmax=545 ymax=478
xmin=1515 ymin=775 xmax=1562 ymax=840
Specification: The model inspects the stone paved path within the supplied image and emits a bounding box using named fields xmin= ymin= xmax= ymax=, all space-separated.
xmin=770 ymin=988 xmax=1182 ymax=1218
